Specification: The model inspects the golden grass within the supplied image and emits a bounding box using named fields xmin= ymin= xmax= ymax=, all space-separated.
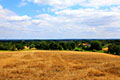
xmin=102 ymin=47 xmax=108 ymax=51
xmin=0 ymin=50 xmax=120 ymax=80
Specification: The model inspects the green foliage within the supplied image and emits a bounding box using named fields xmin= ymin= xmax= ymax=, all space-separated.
xmin=74 ymin=47 xmax=83 ymax=51
xmin=92 ymin=49 xmax=97 ymax=52
xmin=49 ymin=42 xmax=59 ymax=50
xmin=65 ymin=42 xmax=75 ymax=50
xmin=58 ymin=45 xmax=63 ymax=50
xmin=36 ymin=41 xmax=49 ymax=50
xmin=90 ymin=41 xmax=102 ymax=50
xmin=16 ymin=43 xmax=24 ymax=50
xmin=108 ymin=44 xmax=120 ymax=55
xmin=82 ymin=45 xmax=86 ymax=49
xmin=104 ymin=50 xmax=109 ymax=53
xmin=59 ymin=42 xmax=67 ymax=50
xmin=0 ymin=40 xmax=119 ymax=56
xmin=74 ymin=48 xmax=80 ymax=51
xmin=10 ymin=45 xmax=17 ymax=51
xmin=29 ymin=44 xmax=35 ymax=49
xmin=70 ymin=42 xmax=75 ymax=50
xmin=102 ymin=43 xmax=105 ymax=46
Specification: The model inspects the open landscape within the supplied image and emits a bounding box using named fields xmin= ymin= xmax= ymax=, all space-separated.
xmin=1 ymin=0 xmax=120 ymax=80
xmin=0 ymin=50 xmax=120 ymax=80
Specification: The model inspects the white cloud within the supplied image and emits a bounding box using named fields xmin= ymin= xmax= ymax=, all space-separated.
xmin=81 ymin=0 xmax=120 ymax=7
xmin=0 ymin=5 xmax=15 ymax=18
xmin=18 ymin=2 xmax=27 ymax=7
xmin=6 ymin=15 xmax=31 ymax=21
xmin=29 ymin=6 xmax=120 ymax=38
xmin=0 ymin=5 xmax=31 ymax=31
xmin=24 ymin=0 xmax=85 ymax=10
xmin=1 ymin=0 xmax=120 ymax=39
xmin=23 ymin=0 xmax=120 ymax=10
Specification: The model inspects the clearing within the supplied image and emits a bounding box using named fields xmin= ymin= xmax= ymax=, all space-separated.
xmin=0 ymin=50 xmax=120 ymax=80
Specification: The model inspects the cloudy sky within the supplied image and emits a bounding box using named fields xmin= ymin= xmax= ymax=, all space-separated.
xmin=0 ymin=0 xmax=120 ymax=39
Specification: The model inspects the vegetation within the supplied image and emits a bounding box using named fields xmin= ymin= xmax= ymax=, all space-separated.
xmin=90 ymin=40 xmax=102 ymax=50
xmin=0 ymin=39 xmax=120 ymax=56
xmin=108 ymin=44 xmax=120 ymax=55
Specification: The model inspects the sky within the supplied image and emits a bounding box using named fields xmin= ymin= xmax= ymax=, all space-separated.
xmin=0 ymin=0 xmax=120 ymax=39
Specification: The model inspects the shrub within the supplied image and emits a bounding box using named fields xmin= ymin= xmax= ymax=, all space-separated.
xmin=79 ymin=49 xmax=83 ymax=51
xmin=74 ymin=48 xmax=80 ymax=51
xmin=92 ymin=49 xmax=97 ymax=52
xmin=104 ymin=50 xmax=109 ymax=53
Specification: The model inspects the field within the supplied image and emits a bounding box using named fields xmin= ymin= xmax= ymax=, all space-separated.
xmin=0 ymin=50 xmax=120 ymax=80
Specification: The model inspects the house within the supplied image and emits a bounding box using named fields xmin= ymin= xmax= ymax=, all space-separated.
xmin=78 ymin=43 xmax=91 ymax=47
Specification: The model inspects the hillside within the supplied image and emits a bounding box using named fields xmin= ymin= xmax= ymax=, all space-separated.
xmin=0 ymin=50 xmax=120 ymax=80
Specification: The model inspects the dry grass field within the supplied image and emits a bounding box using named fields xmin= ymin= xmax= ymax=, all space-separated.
xmin=0 ymin=50 xmax=120 ymax=80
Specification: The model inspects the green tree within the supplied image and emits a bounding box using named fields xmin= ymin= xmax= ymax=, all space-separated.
xmin=59 ymin=42 xmax=67 ymax=50
xmin=90 ymin=40 xmax=102 ymax=50
xmin=29 ymin=44 xmax=35 ymax=49
xmin=36 ymin=41 xmax=49 ymax=50
xmin=70 ymin=42 xmax=75 ymax=50
xmin=11 ymin=45 xmax=17 ymax=51
xmin=108 ymin=44 xmax=120 ymax=55
xmin=16 ymin=44 xmax=24 ymax=50
xmin=49 ymin=42 xmax=58 ymax=50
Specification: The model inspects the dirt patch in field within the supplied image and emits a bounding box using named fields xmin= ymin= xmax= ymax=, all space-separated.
xmin=102 ymin=47 xmax=108 ymax=51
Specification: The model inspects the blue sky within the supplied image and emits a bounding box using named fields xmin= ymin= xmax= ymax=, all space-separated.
xmin=0 ymin=0 xmax=120 ymax=39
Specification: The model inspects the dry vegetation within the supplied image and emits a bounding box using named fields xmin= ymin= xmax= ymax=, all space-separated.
xmin=0 ymin=50 xmax=120 ymax=80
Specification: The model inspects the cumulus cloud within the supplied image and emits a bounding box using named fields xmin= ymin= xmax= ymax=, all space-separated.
xmin=81 ymin=0 xmax=120 ymax=7
xmin=1 ymin=0 xmax=120 ymax=39
xmin=29 ymin=6 xmax=120 ymax=38
xmin=0 ymin=5 xmax=31 ymax=31
xmin=0 ymin=5 xmax=15 ymax=18
xmin=22 ymin=0 xmax=120 ymax=10
xmin=6 ymin=15 xmax=31 ymax=21
xmin=23 ymin=0 xmax=85 ymax=10
xmin=55 ymin=8 xmax=120 ymax=27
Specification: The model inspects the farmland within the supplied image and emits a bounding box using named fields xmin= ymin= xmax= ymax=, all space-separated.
xmin=0 ymin=50 xmax=120 ymax=80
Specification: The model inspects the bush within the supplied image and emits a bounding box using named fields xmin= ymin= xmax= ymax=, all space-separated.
xmin=79 ymin=49 xmax=83 ymax=51
xmin=104 ymin=50 xmax=109 ymax=53
xmin=74 ymin=48 xmax=80 ymax=51
xmin=92 ymin=49 xmax=97 ymax=52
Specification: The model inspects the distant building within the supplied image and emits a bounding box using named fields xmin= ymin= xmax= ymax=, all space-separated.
xmin=78 ymin=43 xmax=91 ymax=47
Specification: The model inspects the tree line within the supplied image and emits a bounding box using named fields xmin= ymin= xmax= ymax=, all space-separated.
xmin=0 ymin=41 xmax=76 ymax=51
xmin=0 ymin=40 xmax=120 ymax=55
